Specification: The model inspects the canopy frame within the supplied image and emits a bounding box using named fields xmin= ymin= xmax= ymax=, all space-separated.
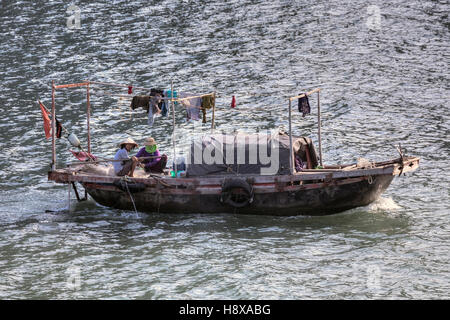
xmin=49 ymin=80 xmax=216 ymax=171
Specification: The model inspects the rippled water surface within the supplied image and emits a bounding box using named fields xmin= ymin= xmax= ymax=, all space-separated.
xmin=0 ymin=0 xmax=449 ymax=299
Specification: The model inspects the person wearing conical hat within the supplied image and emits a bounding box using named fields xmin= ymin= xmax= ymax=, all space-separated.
xmin=113 ymin=138 xmax=139 ymax=177
xmin=136 ymin=137 xmax=167 ymax=173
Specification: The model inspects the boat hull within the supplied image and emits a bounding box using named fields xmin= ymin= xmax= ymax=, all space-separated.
xmin=48 ymin=156 xmax=419 ymax=216
xmin=83 ymin=174 xmax=394 ymax=216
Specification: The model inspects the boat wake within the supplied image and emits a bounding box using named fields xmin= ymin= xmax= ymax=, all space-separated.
xmin=367 ymin=197 xmax=402 ymax=212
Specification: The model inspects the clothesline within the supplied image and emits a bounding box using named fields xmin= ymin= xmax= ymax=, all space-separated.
xmin=90 ymin=89 xmax=215 ymax=102
xmin=52 ymin=79 xmax=324 ymax=101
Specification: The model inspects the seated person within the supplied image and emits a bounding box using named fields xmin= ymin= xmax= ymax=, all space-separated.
xmin=295 ymin=154 xmax=306 ymax=172
xmin=136 ymin=137 xmax=167 ymax=173
xmin=113 ymin=138 xmax=139 ymax=177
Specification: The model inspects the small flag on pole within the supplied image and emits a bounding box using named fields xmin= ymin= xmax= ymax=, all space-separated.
xmin=38 ymin=100 xmax=63 ymax=139
xmin=39 ymin=101 xmax=51 ymax=139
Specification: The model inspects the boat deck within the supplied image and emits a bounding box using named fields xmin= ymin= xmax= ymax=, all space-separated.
xmin=48 ymin=157 xmax=420 ymax=189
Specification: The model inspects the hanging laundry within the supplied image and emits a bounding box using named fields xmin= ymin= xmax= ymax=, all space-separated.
xmin=130 ymin=95 xmax=150 ymax=113
xmin=148 ymin=105 xmax=156 ymax=126
xmin=150 ymin=88 xmax=164 ymax=96
xmin=161 ymin=100 xmax=168 ymax=117
xmin=151 ymin=89 xmax=165 ymax=114
xmin=179 ymin=92 xmax=201 ymax=121
xmin=201 ymin=94 xmax=215 ymax=123
xmin=298 ymin=93 xmax=310 ymax=117
xmin=164 ymin=90 xmax=178 ymax=106
xmin=231 ymin=95 xmax=236 ymax=108
xmin=149 ymin=94 xmax=162 ymax=113
xmin=148 ymin=95 xmax=162 ymax=127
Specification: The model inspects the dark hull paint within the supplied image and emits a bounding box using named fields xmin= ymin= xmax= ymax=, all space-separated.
xmin=84 ymin=175 xmax=394 ymax=216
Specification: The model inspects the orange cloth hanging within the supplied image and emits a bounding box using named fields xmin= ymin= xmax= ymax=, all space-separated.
xmin=39 ymin=101 xmax=63 ymax=139
xmin=39 ymin=101 xmax=51 ymax=139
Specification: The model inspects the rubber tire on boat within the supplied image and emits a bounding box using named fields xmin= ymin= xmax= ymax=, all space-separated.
xmin=113 ymin=180 xmax=147 ymax=193
xmin=220 ymin=178 xmax=254 ymax=208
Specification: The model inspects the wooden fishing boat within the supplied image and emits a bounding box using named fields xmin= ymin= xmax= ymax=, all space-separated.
xmin=44 ymin=82 xmax=420 ymax=216
xmin=49 ymin=156 xmax=419 ymax=215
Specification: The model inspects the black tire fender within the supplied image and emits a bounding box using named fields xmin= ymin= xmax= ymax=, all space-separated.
xmin=220 ymin=178 xmax=254 ymax=208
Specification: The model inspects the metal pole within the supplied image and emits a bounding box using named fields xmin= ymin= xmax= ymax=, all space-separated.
xmin=288 ymin=98 xmax=294 ymax=175
xmin=86 ymin=81 xmax=91 ymax=154
xmin=68 ymin=183 xmax=71 ymax=211
xmin=211 ymin=91 xmax=216 ymax=133
xmin=51 ymin=80 xmax=56 ymax=171
xmin=171 ymin=80 xmax=177 ymax=174
xmin=71 ymin=182 xmax=81 ymax=201
xmin=317 ymin=91 xmax=323 ymax=167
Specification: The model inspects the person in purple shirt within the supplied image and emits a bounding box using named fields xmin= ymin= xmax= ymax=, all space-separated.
xmin=136 ymin=137 xmax=167 ymax=173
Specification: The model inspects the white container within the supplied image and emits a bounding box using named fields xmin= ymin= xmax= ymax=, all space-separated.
xmin=67 ymin=133 xmax=81 ymax=148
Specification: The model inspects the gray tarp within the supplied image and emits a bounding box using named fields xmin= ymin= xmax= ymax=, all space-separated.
xmin=186 ymin=132 xmax=318 ymax=176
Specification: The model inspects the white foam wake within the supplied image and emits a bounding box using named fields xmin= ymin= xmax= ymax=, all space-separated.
xmin=367 ymin=197 xmax=402 ymax=211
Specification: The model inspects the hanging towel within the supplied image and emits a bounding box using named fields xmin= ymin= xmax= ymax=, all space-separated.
xmin=148 ymin=104 xmax=156 ymax=126
xmin=179 ymin=92 xmax=201 ymax=121
xmin=148 ymin=95 xmax=161 ymax=127
xmin=298 ymin=93 xmax=310 ymax=117
xmin=164 ymin=90 xmax=178 ymax=105
xmin=130 ymin=95 xmax=150 ymax=112
xmin=151 ymin=89 xmax=165 ymax=114
xmin=201 ymin=94 xmax=215 ymax=123
xmin=149 ymin=94 xmax=162 ymax=114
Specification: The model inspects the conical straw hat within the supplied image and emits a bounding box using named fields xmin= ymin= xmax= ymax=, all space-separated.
xmin=118 ymin=137 xmax=138 ymax=148
xmin=144 ymin=137 xmax=156 ymax=146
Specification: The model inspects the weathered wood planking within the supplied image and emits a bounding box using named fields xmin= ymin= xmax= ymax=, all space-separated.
xmin=49 ymin=158 xmax=419 ymax=188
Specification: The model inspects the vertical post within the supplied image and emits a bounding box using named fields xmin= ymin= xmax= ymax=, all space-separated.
xmin=86 ymin=82 xmax=91 ymax=154
xmin=51 ymin=80 xmax=56 ymax=171
xmin=68 ymin=183 xmax=71 ymax=211
xmin=288 ymin=98 xmax=294 ymax=175
xmin=171 ymin=80 xmax=177 ymax=174
xmin=211 ymin=91 xmax=216 ymax=133
xmin=317 ymin=90 xmax=323 ymax=167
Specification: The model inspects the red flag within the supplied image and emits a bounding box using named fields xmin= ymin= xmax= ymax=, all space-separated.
xmin=231 ymin=95 xmax=236 ymax=108
xmin=39 ymin=101 xmax=63 ymax=139
xmin=39 ymin=101 xmax=51 ymax=139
